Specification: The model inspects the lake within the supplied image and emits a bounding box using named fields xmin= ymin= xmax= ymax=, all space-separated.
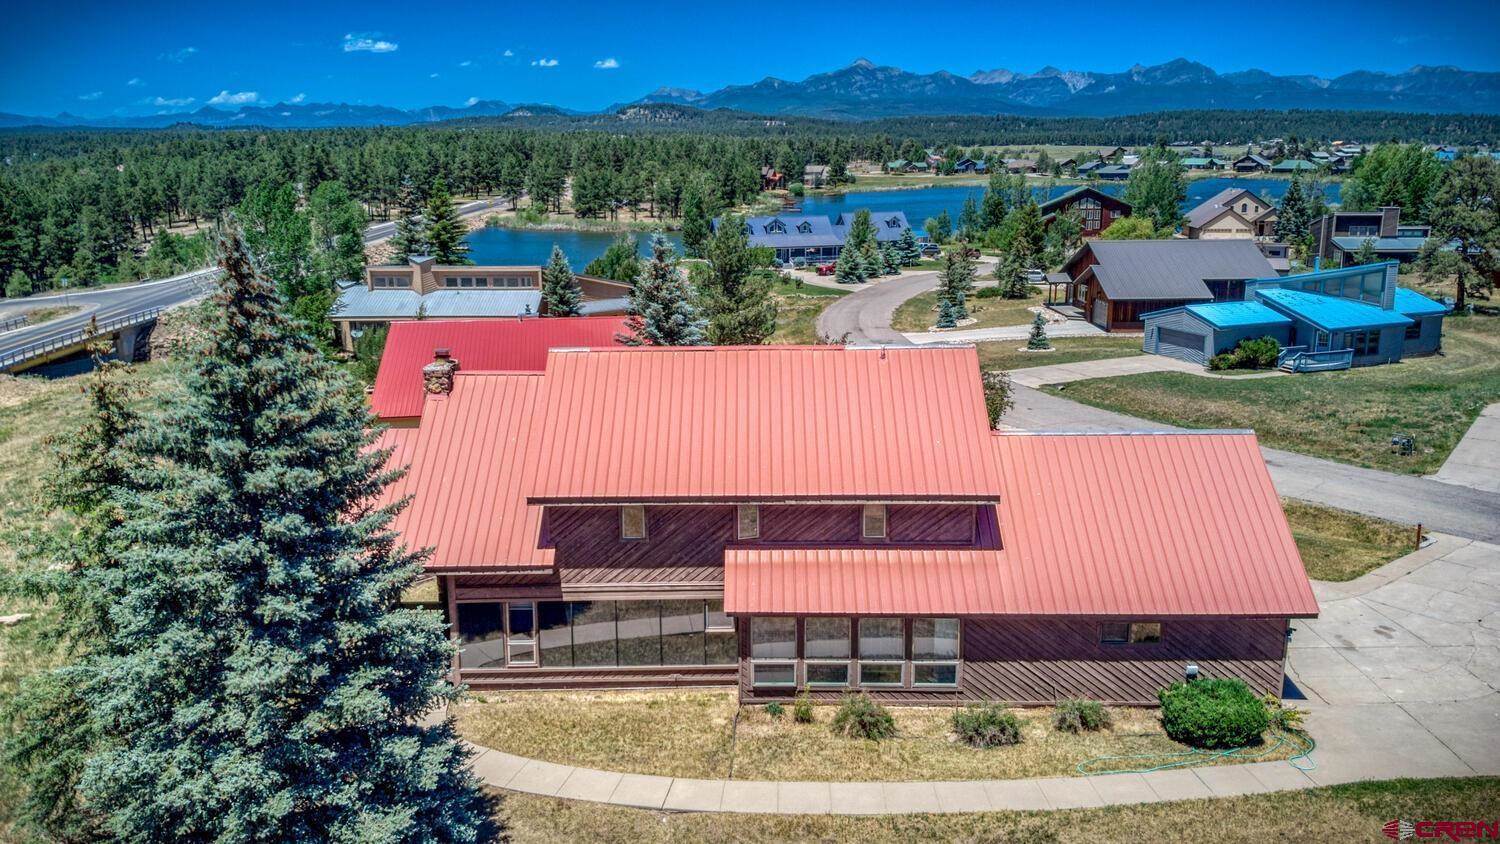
xmin=462 ymin=177 xmax=1341 ymax=265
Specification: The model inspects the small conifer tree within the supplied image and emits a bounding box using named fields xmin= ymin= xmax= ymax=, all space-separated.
xmin=541 ymin=244 xmax=584 ymax=315
xmin=1027 ymin=311 xmax=1053 ymax=350
xmin=896 ymin=228 xmax=922 ymax=266
xmin=622 ymin=233 xmax=707 ymax=346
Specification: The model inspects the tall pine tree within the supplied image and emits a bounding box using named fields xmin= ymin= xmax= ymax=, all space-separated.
xmin=896 ymin=228 xmax=922 ymax=266
xmin=389 ymin=179 xmax=428 ymax=263
xmin=1275 ymin=176 xmax=1311 ymax=244
xmin=939 ymin=248 xmax=975 ymax=321
xmin=76 ymin=229 xmax=498 ymax=842
xmin=424 ymin=178 xmax=471 ymax=265
xmin=621 ymin=234 xmax=707 ymax=346
xmin=541 ymin=244 xmax=583 ymax=316
xmin=700 ymin=214 xmax=777 ymax=344
xmin=680 ymin=179 xmax=712 ymax=258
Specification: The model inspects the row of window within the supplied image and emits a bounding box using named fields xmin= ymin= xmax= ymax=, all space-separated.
xmin=620 ymin=504 xmax=890 ymax=541
xmin=372 ymin=275 xmax=413 ymax=288
xmin=441 ymin=276 xmax=537 ymax=289
xmin=749 ymin=617 xmax=961 ymax=688
xmin=1346 ymin=329 xmax=1382 ymax=356
xmin=456 ymin=599 xmax=736 ymax=669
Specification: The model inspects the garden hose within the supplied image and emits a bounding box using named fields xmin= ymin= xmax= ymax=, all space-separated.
xmin=1076 ymin=729 xmax=1316 ymax=776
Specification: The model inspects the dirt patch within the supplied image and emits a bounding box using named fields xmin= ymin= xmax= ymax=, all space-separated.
xmin=0 ymin=375 xmax=52 ymax=410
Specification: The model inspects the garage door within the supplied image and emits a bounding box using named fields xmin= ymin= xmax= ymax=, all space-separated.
xmin=1155 ymin=327 xmax=1208 ymax=362
xmin=1091 ymin=299 xmax=1108 ymax=326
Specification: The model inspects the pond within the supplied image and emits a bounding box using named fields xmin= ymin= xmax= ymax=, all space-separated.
xmin=464 ymin=226 xmax=681 ymax=270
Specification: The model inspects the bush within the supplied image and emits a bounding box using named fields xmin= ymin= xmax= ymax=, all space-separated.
xmin=1262 ymin=694 xmax=1306 ymax=732
xmin=830 ymin=694 xmax=896 ymax=740
xmin=951 ymin=704 xmax=1023 ymax=748
xmin=1158 ymin=679 xmax=1270 ymax=749
xmin=975 ymin=285 xmax=1001 ymax=299
xmin=765 ymin=702 xmax=785 ymax=720
xmin=788 ymin=182 xmax=805 ymax=197
xmin=793 ymin=692 xmax=814 ymax=724
xmin=1208 ymin=336 xmax=1281 ymax=370
xmin=1052 ymin=698 xmax=1112 ymax=733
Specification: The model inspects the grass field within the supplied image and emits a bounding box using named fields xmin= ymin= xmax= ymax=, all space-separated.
xmin=454 ymin=689 xmax=1298 ymax=783
xmin=1283 ymin=500 xmax=1414 ymax=582
xmin=494 ymin=777 xmax=1500 ymax=844
xmin=770 ymin=275 xmax=846 ymax=344
xmin=893 ymin=289 xmax=1045 ymax=333
xmin=975 ymin=336 xmax=1143 ymax=372
xmin=1043 ymin=316 xmax=1500 ymax=474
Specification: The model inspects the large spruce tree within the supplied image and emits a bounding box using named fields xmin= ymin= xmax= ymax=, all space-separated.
xmin=76 ymin=229 xmax=498 ymax=842
xmin=423 ymin=178 xmax=471 ymax=265
xmin=622 ymin=234 xmax=707 ymax=346
xmin=540 ymin=244 xmax=583 ymax=316
xmin=700 ymin=214 xmax=777 ymax=344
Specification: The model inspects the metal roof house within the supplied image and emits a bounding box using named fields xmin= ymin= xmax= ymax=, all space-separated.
xmin=1310 ymin=207 xmax=1432 ymax=264
xmin=1270 ymin=159 xmax=1319 ymax=173
xmin=374 ymin=345 xmax=1318 ymax=703
xmin=1037 ymin=186 xmax=1132 ymax=238
xmin=1183 ymin=188 xmax=1278 ymax=240
xmin=1232 ymin=154 xmax=1272 ymax=173
xmin=952 ymin=157 xmax=988 ymax=173
xmin=717 ymin=213 xmax=914 ymax=263
xmin=1059 ymin=239 xmax=1278 ymax=331
xmin=1141 ymin=262 xmax=1448 ymax=371
xmin=333 ymin=256 xmax=631 ymax=351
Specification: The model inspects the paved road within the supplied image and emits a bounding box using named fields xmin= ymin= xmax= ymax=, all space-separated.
xmin=0 ymin=196 xmax=510 ymax=369
xmin=1005 ymin=385 xmax=1500 ymax=543
xmin=816 ymin=272 xmax=937 ymax=344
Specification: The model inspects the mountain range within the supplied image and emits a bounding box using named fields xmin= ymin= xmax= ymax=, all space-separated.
xmin=3 ymin=58 xmax=1498 ymax=129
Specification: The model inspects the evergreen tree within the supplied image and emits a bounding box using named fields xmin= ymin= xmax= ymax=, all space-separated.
xmin=934 ymin=295 xmax=959 ymax=329
xmin=958 ymin=195 xmax=983 ymax=240
xmin=6 ymin=268 xmax=32 ymax=298
xmin=424 ymin=178 xmax=471 ymax=265
xmin=896 ymin=228 xmax=922 ymax=266
xmin=621 ymin=234 xmax=707 ymax=346
xmin=844 ymin=209 xmax=876 ymax=255
xmin=76 ymin=231 xmax=499 ymax=842
xmin=1351 ymin=238 xmax=1379 ymax=266
xmin=1417 ymin=155 xmax=1499 ymax=310
xmin=307 ymin=180 xmax=367 ymax=286
xmin=925 ymin=210 xmax=953 ymax=244
xmin=700 ymin=214 xmax=777 ymax=344
xmin=938 ymin=248 xmax=975 ymax=321
xmin=541 ymin=244 xmax=583 ymax=316
xmin=1275 ymin=176 xmax=1311 ymax=244
xmin=1043 ymin=208 xmax=1083 ymax=267
xmin=880 ymin=242 xmax=901 ymax=275
xmin=389 ymin=178 xmax=428 ymax=263
xmin=1027 ymin=311 xmax=1052 ymax=350
xmin=858 ymin=240 xmax=883 ymax=278
xmin=680 ymin=179 xmax=712 ymax=258
xmin=834 ymin=245 xmax=864 ymax=284
xmin=584 ymin=232 xmax=643 ymax=282
xmin=1123 ymin=150 xmax=1187 ymax=233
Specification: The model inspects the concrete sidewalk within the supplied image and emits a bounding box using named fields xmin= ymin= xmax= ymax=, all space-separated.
xmin=904 ymin=320 xmax=1108 ymax=346
xmin=1007 ymin=355 xmax=1205 ymax=388
xmin=1430 ymin=403 xmax=1500 ymax=493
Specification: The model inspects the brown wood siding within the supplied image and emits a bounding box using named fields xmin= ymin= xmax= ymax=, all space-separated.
xmin=461 ymin=665 xmax=736 ymax=691
xmin=738 ymin=617 xmax=1288 ymax=706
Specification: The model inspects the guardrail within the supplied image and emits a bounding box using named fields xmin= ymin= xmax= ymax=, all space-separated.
xmin=0 ymin=307 xmax=163 ymax=371
xmin=0 ymin=314 xmax=28 ymax=333
xmin=1279 ymin=347 xmax=1354 ymax=373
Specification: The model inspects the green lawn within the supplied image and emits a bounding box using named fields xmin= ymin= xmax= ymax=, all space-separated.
xmin=893 ymin=289 xmax=1046 ymax=333
xmin=770 ymin=276 xmax=847 ymax=345
xmin=1043 ymin=316 xmax=1500 ymax=475
xmin=1283 ymin=500 xmax=1414 ymax=581
xmin=495 ymin=777 xmax=1500 ymax=844
xmin=975 ymin=336 xmax=1143 ymax=372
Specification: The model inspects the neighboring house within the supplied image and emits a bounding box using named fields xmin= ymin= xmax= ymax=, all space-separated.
xmin=375 ymin=345 xmax=1317 ymax=703
xmin=1075 ymin=160 xmax=1106 ymax=176
xmin=1258 ymin=242 xmax=1293 ymax=274
xmin=1435 ymin=145 xmax=1459 ymax=162
xmin=1055 ymin=156 xmax=1078 ymax=171
xmin=1309 ymin=206 xmax=1432 ymax=264
xmin=717 ymin=212 xmax=914 ymax=264
xmin=1232 ymin=154 xmax=1272 ymax=173
xmin=1182 ymin=188 xmax=1279 ymax=239
xmin=1094 ymin=164 xmax=1133 ymax=180
xmin=1037 ymin=186 xmax=1132 ymax=238
xmin=951 ymin=157 xmax=988 ymax=173
xmin=1141 ymin=261 xmax=1447 ymax=370
xmin=760 ymin=166 xmax=786 ymax=190
xmin=1098 ymin=146 xmax=1127 ymax=162
xmin=1180 ymin=157 xmax=1227 ymax=171
xmin=884 ymin=159 xmax=911 ymax=173
xmin=368 ymin=317 xmax=630 ymax=425
xmin=1060 ymin=239 xmax=1278 ymax=331
xmin=332 ymin=256 xmax=631 ymax=351
xmin=803 ymin=165 xmax=829 ymax=187
xmin=1003 ymin=158 xmax=1038 ymax=174
xmin=1271 ymin=159 xmax=1319 ymax=174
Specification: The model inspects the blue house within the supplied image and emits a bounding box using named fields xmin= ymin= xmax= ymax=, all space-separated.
xmin=952 ymin=158 xmax=988 ymax=174
xmin=1435 ymin=145 xmax=1459 ymax=162
xmin=716 ymin=212 xmax=914 ymax=264
xmin=1141 ymin=262 xmax=1448 ymax=372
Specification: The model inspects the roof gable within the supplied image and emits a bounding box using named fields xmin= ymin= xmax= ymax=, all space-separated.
xmin=1071 ymin=240 xmax=1276 ymax=301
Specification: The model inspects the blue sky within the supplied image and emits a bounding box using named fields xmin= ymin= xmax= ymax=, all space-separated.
xmin=4 ymin=0 xmax=1498 ymax=117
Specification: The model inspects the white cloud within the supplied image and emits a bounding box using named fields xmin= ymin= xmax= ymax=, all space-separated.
xmin=343 ymin=33 xmax=398 ymax=53
xmin=152 ymin=96 xmax=195 ymax=107
xmin=459 ymin=60 xmax=473 ymax=67
xmin=465 ymin=96 xmax=480 ymax=106
xmin=531 ymin=58 xmax=559 ymax=67
xmin=78 ymin=91 xmax=103 ymax=101
xmin=159 ymin=46 xmax=198 ymax=63
xmin=593 ymin=57 xmax=620 ymax=70
xmin=289 ymin=92 xmax=306 ymax=104
xmin=502 ymin=49 xmax=514 ymax=57
xmin=429 ymin=72 xmax=440 ymax=78
xmin=208 ymin=90 xmax=259 ymax=105
xmin=127 ymin=77 xmax=144 ymax=87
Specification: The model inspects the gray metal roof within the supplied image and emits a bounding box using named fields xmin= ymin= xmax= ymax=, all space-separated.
xmin=333 ymin=286 xmax=541 ymax=319
xmin=1075 ymin=240 xmax=1278 ymax=301
xmin=1183 ymin=188 xmax=1270 ymax=229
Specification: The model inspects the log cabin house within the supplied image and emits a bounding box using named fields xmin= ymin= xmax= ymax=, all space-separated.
xmin=1060 ymin=239 xmax=1278 ymax=331
xmin=375 ymin=345 xmax=1318 ymax=705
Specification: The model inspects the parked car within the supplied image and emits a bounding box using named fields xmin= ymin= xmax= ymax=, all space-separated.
xmin=815 ymin=262 xmax=836 ymax=276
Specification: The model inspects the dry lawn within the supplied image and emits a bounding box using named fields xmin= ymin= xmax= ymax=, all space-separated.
xmin=893 ymin=289 xmax=1046 ymax=333
xmin=454 ymin=689 xmax=1297 ymax=782
xmin=977 ymin=336 xmax=1143 ymax=373
xmin=1284 ymin=499 xmax=1415 ymax=582
xmin=494 ymin=777 xmax=1500 ymax=844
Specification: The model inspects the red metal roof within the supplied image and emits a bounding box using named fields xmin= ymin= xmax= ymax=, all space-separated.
xmin=376 ymin=372 xmax=554 ymax=571
xmin=723 ymin=432 xmax=1318 ymax=618
xmin=527 ymin=346 xmax=1002 ymax=503
xmin=369 ymin=317 xmax=630 ymax=420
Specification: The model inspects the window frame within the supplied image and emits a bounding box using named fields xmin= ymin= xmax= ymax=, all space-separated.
xmin=506 ymin=601 xmax=537 ymax=666
xmin=861 ymin=504 xmax=888 ymax=540
xmin=803 ymin=617 xmax=852 ymax=688
xmin=750 ymin=616 xmax=797 ymax=687
xmin=737 ymin=504 xmax=761 ymax=540
xmin=620 ymin=505 xmax=647 ymax=540
xmin=856 ymin=617 xmax=905 ymax=688
xmin=1101 ymin=620 xmax=1162 ymax=645
xmin=910 ymin=617 xmax=961 ymax=688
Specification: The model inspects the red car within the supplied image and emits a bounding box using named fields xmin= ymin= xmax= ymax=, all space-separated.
xmin=815 ymin=262 xmax=836 ymax=276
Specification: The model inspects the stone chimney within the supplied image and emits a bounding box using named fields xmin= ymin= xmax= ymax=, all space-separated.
xmin=422 ymin=348 xmax=459 ymax=395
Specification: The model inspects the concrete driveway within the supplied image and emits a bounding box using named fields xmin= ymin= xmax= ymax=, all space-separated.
xmin=1431 ymin=403 xmax=1500 ymax=494
xmin=1287 ymin=534 xmax=1500 ymax=782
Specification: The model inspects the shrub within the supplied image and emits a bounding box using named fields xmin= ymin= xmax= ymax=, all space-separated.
xmin=788 ymin=182 xmax=805 ymax=197
xmin=793 ymin=692 xmax=814 ymax=724
xmin=830 ymin=694 xmax=896 ymax=740
xmin=1262 ymin=694 xmax=1306 ymax=733
xmin=1052 ymin=698 xmax=1112 ymax=733
xmin=951 ymin=704 xmax=1023 ymax=748
xmin=1208 ymin=336 xmax=1282 ymax=370
xmin=1159 ymin=679 xmax=1270 ymax=749
xmin=975 ymin=285 xmax=1001 ymax=299
xmin=764 ymin=702 xmax=785 ymax=720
